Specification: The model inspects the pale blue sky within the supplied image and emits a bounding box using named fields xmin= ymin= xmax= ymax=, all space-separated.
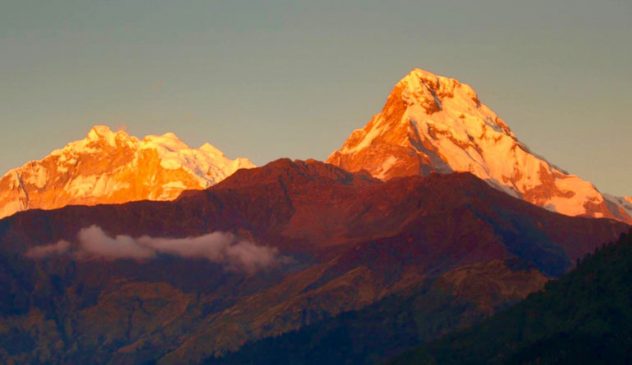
xmin=1 ymin=0 xmax=630 ymax=195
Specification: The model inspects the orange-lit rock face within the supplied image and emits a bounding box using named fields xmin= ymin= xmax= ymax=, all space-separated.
xmin=328 ymin=68 xmax=632 ymax=224
xmin=0 ymin=125 xmax=254 ymax=218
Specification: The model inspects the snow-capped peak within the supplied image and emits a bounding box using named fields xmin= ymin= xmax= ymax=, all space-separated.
xmin=398 ymin=68 xmax=476 ymax=101
xmin=0 ymin=125 xmax=255 ymax=219
xmin=87 ymin=124 xmax=114 ymax=139
xmin=143 ymin=132 xmax=189 ymax=151
xmin=86 ymin=125 xmax=126 ymax=146
xmin=328 ymin=68 xmax=632 ymax=224
xmin=200 ymin=143 xmax=225 ymax=157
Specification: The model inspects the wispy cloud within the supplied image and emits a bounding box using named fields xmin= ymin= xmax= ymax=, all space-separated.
xmin=25 ymin=225 xmax=289 ymax=273
xmin=25 ymin=240 xmax=71 ymax=259
xmin=76 ymin=226 xmax=156 ymax=261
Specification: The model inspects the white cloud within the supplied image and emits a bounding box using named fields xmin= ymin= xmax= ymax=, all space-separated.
xmin=25 ymin=240 xmax=71 ymax=259
xmin=76 ymin=225 xmax=156 ymax=261
xmin=24 ymin=225 xmax=288 ymax=273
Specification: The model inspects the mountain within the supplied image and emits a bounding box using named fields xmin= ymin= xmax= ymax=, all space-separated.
xmin=0 ymin=159 xmax=627 ymax=364
xmin=208 ymin=259 xmax=549 ymax=365
xmin=327 ymin=68 xmax=632 ymax=224
xmin=0 ymin=125 xmax=254 ymax=219
xmin=391 ymin=229 xmax=632 ymax=365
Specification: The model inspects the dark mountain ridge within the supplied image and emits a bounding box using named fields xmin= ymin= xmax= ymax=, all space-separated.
xmin=392 ymin=229 xmax=632 ymax=365
xmin=0 ymin=159 xmax=627 ymax=364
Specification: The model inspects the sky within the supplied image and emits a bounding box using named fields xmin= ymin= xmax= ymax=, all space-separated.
xmin=1 ymin=0 xmax=630 ymax=196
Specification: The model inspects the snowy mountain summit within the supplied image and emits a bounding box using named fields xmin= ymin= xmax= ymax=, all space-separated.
xmin=0 ymin=125 xmax=254 ymax=219
xmin=328 ymin=68 xmax=632 ymax=223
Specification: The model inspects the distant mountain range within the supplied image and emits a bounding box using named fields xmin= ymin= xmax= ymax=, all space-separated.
xmin=0 ymin=125 xmax=254 ymax=219
xmin=1 ymin=70 xmax=630 ymax=224
xmin=0 ymin=69 xmax=630 ymax=364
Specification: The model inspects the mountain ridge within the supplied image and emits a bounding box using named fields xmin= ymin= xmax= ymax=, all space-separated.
xmin=391 ymin=229 xmax=632 ymax=365
xmin=0 ymin=159 xmax=628 ymax=364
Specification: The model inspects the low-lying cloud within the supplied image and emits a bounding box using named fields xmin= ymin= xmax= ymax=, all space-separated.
xmin=77 ymin=226 xmax=156 ymax=261
xmin=25 ymin=240 xmax=71 ymax=259
xmin=25 ymin=225 xmax=289 ymax=273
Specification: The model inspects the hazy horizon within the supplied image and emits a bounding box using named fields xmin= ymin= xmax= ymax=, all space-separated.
xmin=2 ymin=0 xmax=630 ymax=196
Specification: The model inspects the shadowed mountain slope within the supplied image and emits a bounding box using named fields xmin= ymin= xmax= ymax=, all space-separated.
xmin=0 ymin=159 xmax=627 ymax=364
xmin=391 ymin=230 xmax=632 ymax=365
